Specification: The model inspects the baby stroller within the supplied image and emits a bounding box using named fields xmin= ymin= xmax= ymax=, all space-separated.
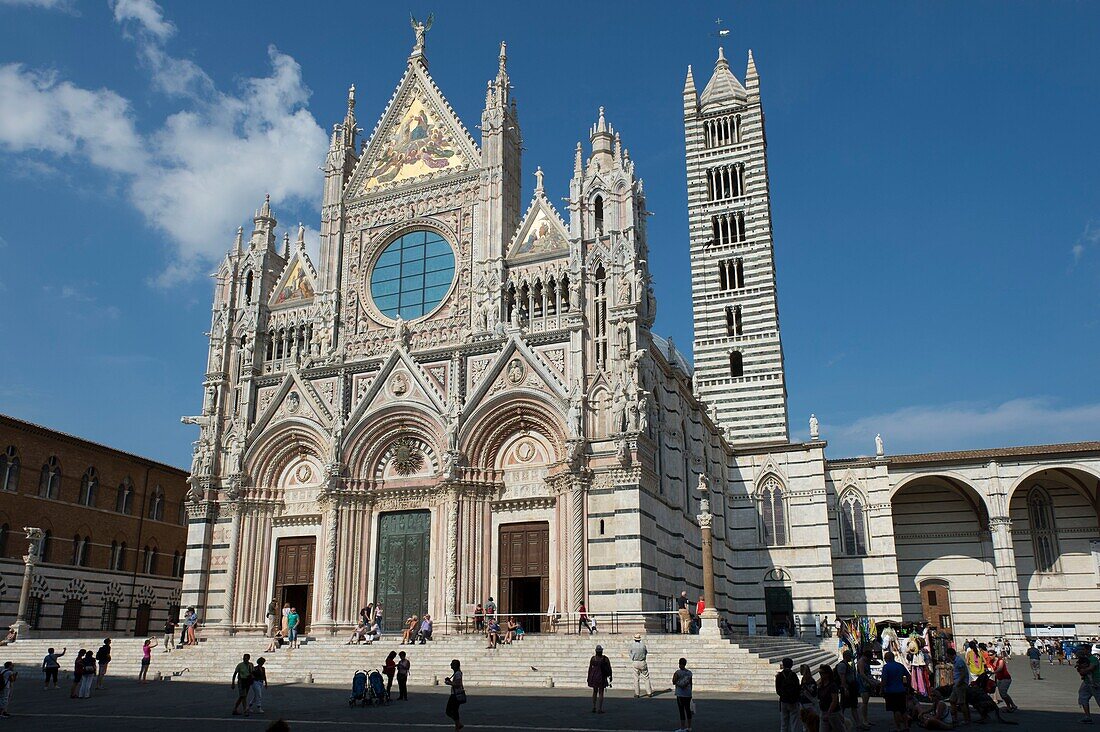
xmin=349 ymin=670 xmax=369 ymax=706
xmin=366 ymin=669 xmax=390 ymax=705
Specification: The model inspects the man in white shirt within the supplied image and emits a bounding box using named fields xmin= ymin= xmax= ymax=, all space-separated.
xmin=629 ymin=634 xmax=652 ymax=698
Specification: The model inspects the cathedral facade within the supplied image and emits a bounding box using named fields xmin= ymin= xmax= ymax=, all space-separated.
xmin=183 ymin=30 xmax=1100 ymax=642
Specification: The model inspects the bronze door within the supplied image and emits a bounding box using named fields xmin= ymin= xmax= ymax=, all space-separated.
xmin=374 ymin=511 xmax=431 ymax=631
xmin=274 ymin=536 xmax=316 ymax=632
xmin=499 ymin=521 xmax=550 ymax=632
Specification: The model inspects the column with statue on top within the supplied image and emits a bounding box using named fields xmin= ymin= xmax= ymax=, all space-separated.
xmin=696 ymin=475 xmax=721 ymax=637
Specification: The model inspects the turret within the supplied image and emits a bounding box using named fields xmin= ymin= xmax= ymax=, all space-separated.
xmin=318 ymin=85 xmax=359 ymax=292
xmin=476 ymin=41 xmax=522 ymax=262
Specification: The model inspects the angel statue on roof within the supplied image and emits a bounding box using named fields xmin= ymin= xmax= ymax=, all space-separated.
xmin=410 ymin=12 xmax=433 ymax=52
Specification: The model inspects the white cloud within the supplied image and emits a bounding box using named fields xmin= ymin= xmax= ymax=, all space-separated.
xmin=0 ymin=64 xmax=147 ymax=174
xmin=0 ymin=0 xmax=75 ymax=9
xmin=0 ymin=0 xmax=328 ymax=285
xmin=110 ymin=0 xmax=174 ymax=41
xmin=1072 ymin=221 xmax=1100 ymax=265
xmin=817 ymin=397 xmax=1100 ymax=457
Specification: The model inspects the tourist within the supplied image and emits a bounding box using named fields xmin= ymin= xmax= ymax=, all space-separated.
xmin=362 ymin=603 xmax=373 ymax=629
xmin=419 ymin=614 xmax=433 ymax=643
xmin=401 ymin=615 xmax=419 ymax=644
xmin=179 ymin=607 xmax=191 ymax=646
xmin=992 ymin=651 xmax=1017 ymax=711
xmin=366 ymin=619 xmax=381 ymax=644
xmin=818 ymin=663 xmax=844 ymax=732
xmin=676 ymin=591 xmax=691 ymax=635
xmin=231 ymin=653 xmax=254 ymax=716
xmin=186 ymin=608 xmax=199 ymax=646
xmin=138 ymin=637 xmax=156 ymax=683
xmin=836 ymin=648 xmax=860 ymax=730
xmin=485 ymin=596 xmax=497 ymax=622
xmin=69 ymin=650 xmax=85 ymax=698
xmin=696 ymin=595 xmax=705 ymax=619
xmin=265 ymin=630 xmax=284 ymax=652
xmin=486 ymin=618 xmax=500 ymax=649
xmin=0 ymin=661 xmax=16 ymax=718
xmin=287 ymin=606 xmax=300 ymax=649
xmin=1046 ymin=639 xmax=1055 ymax=665
xmin=799 ymin=663 xmax=819 ymax=731
xmin=504 ymin=616 xmax=518 ymax=644
xmin=347 ymin=621 xmax=367 ymax=645
xmin=247 ymin=657 xmax=267 ymax=714
xmin=945 ymin=647 xmax=971 ymax=726
xmin=0 ymin=629 xmax=16 ymax=646
xmin=374 ymin=603 xmax=384 ymax=634
xmin=880 ymin=651 xmax=910 ymax=732
xmin=265 ymin=597 xmax=278 ymax=638
xmin=587 ymin=644 xmax=613 ymax=714
xmin=444 ymin=659 xmax=465 ymax=731
xmin=1027 ymin=642 xmax=1042 ymax=679
xmin=965 ymin=640 xmax=983 ymax=682
xmin=95 ymin=638 xmax=111 ymax=689
xmin=281 ymin=602 xmax=290 ymax=636
xmin=821 ymin=615 xmax=831 ymax=638
xmin=577 ymin=601 xmax=592 ymax=635
xmin=396 ymin=650 xmax=411 ymax=700
xmin=42 ymin=646 xmax=65 ymax=689
xmin=774 ymin=656 xmax=800 ymax=732
xmin=672 ymin=656 xmax=693 ymax=732
xmin=1076 ymin=647 xmax=1100 ymax=724
xmin=163 ymin=616 xmax=177 ymax=653
xmin=473 ymin=602 xmax=484 ymax=632
xmin=78 ymin=650 xmax=96 ymax=698
xmin=629 ymin=633 xmax=653 ymax=698
xmin=916 ymin=688 xmax=952 ymax=730
xmin=856 ymin=648 xmax=877 ymax=730
xmin=978 ymin=641 xmax=994 ymax=671
xmin=384 ymin=651 xmax=397 ymax=693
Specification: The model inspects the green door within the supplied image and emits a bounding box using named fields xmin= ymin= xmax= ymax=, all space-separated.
xmin=764 ymin=586 xmax=794 ymax=636
xmin=375 ymin=510 xmax=431 ymax=631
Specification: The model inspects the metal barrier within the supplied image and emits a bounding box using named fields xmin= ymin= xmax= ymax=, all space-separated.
xmin=437 ymin=609 xmax=713 ymax=636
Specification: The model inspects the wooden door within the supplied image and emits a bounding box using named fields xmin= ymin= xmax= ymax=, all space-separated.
xmin=274 ymin=536 xmax=316 ymax=631
xmin=374 ymin=511 xmax=431 ymax=631
xmin=498 ymin=522 xmax=550 ymax=631
xmin=134 ymin=602 xmax=151 ymax=636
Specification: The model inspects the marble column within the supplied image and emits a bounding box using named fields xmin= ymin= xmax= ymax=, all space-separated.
xmin=989 ymin=516 xmax=1025 ymax=643
xmin=9 ymin=527 xmax=42 ymax=637
xmin=570 ymin=480 xmax=586 ymax=611
xmin=445 ymin=488 xmax=459 ymax=619
xmin=697 ymin=478 xmax=720 ymax=637
xmin=221 ymin=501 xmax=242 ymax=632
xmin=319 ymin=495 xmax=339 ymax=632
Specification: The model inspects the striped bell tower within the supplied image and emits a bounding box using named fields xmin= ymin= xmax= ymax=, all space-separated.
xmin=683 ymin=47 xmax=789 ymax=444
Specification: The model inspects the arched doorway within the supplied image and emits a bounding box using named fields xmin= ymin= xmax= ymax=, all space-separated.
xmin=890 ymin=475 xmax=994 ymax=639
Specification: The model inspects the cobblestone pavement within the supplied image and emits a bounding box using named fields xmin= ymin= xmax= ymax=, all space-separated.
xmin=0 ymin=658 xmax=1090 ymax=731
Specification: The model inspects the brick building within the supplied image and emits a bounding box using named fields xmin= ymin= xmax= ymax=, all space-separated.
xmin=0 ymin=414 xmax=188 ymax=636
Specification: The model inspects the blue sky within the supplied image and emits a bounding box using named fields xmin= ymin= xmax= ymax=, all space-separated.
xmin=1 ymin=0 xmax=1098 ymax=468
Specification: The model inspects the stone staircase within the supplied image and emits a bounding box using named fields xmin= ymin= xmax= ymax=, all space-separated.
xmin=0 ymin=632 xmax=836 ymax=693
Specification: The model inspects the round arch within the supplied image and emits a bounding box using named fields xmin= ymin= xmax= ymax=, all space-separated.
xmin=343 ymin=404 xmax=445 ymax=482
xmin=889 ymin=472 xmax=989 ymax=527
xmin=1005 ymin=464 xmax=1100 ymax=525
xmin=245 ymin=418 xmax=329 ymax=494
xmin=461 ymin=391 xmax=567 ymax=472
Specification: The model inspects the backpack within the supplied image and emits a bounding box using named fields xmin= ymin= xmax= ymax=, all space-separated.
xmin=777 ymin=669 xmax=800 ymax=704
xmin=0 ymin=669 xmax=9 ymax=691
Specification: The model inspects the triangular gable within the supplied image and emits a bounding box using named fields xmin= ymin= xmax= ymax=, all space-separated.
xmin=350 ymin=62 xmax=480 ymax=196
xmin=249 ymin=369 xmax=333 ymax=440
xmin=344 ymin=346 xmax=446 ymax=432
xmin=463 ymin=333 xmax=568 ymax=418
xmin=507 ymin=194 xmax=569 ymax=260
xmin=269 ymin=254 xmax=317 ymax=308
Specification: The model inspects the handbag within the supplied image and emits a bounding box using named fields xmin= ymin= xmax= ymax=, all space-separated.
xmin=453 ymin=689 xmax=467 ymax=704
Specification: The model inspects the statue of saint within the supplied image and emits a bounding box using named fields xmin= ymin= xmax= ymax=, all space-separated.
xmin=809 ymin=413 xmax=819 ymax=440
xmin=875 ymin=433 xmax=885 ymax=457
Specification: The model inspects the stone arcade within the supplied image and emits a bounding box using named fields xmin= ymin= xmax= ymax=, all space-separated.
xmin=182 ymin=29 xmax=1100 ymax=643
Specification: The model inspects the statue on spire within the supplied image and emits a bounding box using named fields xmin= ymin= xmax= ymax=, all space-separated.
xmin=410 ymin=12 xmax=434 ymax=55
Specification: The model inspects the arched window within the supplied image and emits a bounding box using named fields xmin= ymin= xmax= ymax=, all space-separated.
xmin=729 ymin=350 xmax=744 ymax=377
xmin=838 ymin=491 xmax=869 ymax=555
xmin=592 ymin=265 xmax=608 ymax=367
xmin=115 ymin=479 xmax=134 ymax=514
xmin=71 ymin=534 xmax=90 ymax=566
xmin=593 ymin=195 xmax=604 ymax=233
xmin=244 ymin=270 xmax=254 ymax=304
xmin=143 ymin=545 xmax=158 ymax=575
xmin=61 ymin=598 xmax=82 ymax=631
xmin=172 ymin=550 xmax=184 ymax=578
xmin=38 ymin=530 xmax=51 ymax=562
xmin=109 ymin=541 xmax=122 ymax=571
xmin=1028 ymin=486 xmax=1060 ymax=572
xmin=79 ymin=467 xmax=98 ymax=507
xmin=39 ymin=456 xmax=61 ymax=499
xmin=760 ymin=476 xmax=788 ymax=546
xmin=1 ymin=446 xmax=19 ymax=492
xmin=148 ymin=485 xmax=165 ymax=521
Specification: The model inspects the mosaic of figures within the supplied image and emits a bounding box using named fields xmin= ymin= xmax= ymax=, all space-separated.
xmin=362 ymin=94 xmax=467 ymax=192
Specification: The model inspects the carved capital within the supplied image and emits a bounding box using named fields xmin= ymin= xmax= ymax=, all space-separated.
xmin=697 ymin=512 xmax=713 ymax=530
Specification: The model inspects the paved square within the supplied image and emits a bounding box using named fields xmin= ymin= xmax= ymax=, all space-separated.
xmin=0 ymin=656 xmax=1091 ymax=731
